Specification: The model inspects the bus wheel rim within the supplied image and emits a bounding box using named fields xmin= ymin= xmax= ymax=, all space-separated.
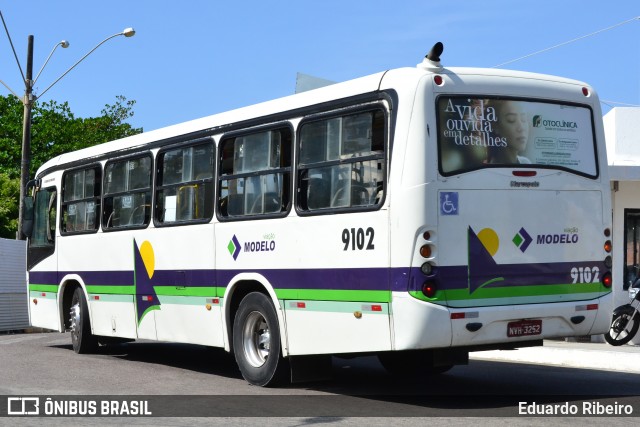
xmin=242 ymin=311 xmax=270 ymax=368
xmin=70 ymin=303 xmax=80 ymax=339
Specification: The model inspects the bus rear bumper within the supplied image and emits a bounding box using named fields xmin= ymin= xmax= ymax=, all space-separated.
xmin=391 ymin=291 xmax=613 ymax=350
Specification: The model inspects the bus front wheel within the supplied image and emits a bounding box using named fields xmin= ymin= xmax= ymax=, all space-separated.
xmin=69 ymin=287 xmax=98 ymax=354
xmin=232 ymin=292 xmax=288 ymax=386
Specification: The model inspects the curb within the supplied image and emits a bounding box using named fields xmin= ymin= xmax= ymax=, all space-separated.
xmin=470 ymin=342 xmax=640 ymax=374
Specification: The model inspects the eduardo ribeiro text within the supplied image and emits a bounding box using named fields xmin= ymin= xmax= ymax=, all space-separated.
xmin=519 ymin=401 xmax=633 ymax=416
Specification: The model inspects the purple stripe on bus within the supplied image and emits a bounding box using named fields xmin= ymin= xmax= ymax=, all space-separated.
xmin=29 ymin=260 xmax=606 ymax=294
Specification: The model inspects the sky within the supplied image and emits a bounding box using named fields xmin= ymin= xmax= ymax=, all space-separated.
xmin=1 ymin=1 xmax=639 ymax=133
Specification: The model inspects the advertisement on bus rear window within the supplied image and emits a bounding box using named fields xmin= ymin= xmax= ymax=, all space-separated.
xmin=436 ymin=97 xmax=597 ymax=177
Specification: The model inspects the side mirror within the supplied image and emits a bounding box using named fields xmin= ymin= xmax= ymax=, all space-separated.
xmin=22 ymin=196 xmax=34 ymax=238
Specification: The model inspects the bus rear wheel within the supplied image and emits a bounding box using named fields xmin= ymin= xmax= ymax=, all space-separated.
xmin=232 ymin=292 xmax=288 ymax=386
xmin=69 ymin=287 xmax=98 ymax=354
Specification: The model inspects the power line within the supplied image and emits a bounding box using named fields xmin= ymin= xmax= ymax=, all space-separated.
xmin=601 ymin=99 xmax=640 ymax=108
xmin=494 ymin=16 xmax=640 ymax=68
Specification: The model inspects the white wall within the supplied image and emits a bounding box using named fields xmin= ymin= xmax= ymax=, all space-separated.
xmin=605 ymin=108 xmax=640 ymax=345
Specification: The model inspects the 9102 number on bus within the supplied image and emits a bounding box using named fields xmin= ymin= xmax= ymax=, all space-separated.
xmin=342 ymin=227 xmax=375 ymax=251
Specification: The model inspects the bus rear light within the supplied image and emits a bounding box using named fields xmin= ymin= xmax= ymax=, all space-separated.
xmin=434 ymin=75 xmax=443 ymax=86
xmin=604 ymin=256 xmax=612 ymax=268
xmin=422 ymin=281 xmax=437 ymax=298
xmin=602 ymin=272 xmax=612 ymax=288
xmin=420 ymin=245 xmax=432 ymax=258
xmin=450 ymin=311 xmax=479 ymax=319
xmin=33 ymin=299 xmax=37 ymax=305
xmin=575 ymin=304 xmax=598 ymax=311
xmin=420 ymin=262 xmax=433 ymax=275
xmin=423 ymin=231 xmax=431 ymax=241
xmin=582 ymin=87 xmax=590 ymax=97
xmin=512 ymin=170 xmax=537 ymax=177
xmin=604 ymin=240 xmax=612 ymax=253
xmin=604 ymin=228 xmax=611 ymax=237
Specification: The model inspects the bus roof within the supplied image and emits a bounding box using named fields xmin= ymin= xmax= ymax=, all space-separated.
xmin=35 ymin=63 xmax=593 ymax=178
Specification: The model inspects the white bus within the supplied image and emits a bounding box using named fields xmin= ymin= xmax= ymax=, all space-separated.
xmin=24 ymin=44 xmax=613 ymax=386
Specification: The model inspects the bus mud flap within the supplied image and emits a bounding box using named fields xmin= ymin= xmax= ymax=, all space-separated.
xmin=289 ymin=354 xmax=332 ymax=383
xmin=433 ymin=348 xmax=469 ymax=366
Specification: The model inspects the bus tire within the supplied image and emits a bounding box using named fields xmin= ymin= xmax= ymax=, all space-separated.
xmin=378 ymin=350 xmax=453 ymax=377
xmin=232 ymin=292 xmax=288 ymax=386
xmin=69 ymin=287 xmax=98 ymax=354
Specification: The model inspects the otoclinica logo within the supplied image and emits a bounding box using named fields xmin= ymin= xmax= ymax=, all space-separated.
xmin=532 ymin=114 xmax=577 ymax=130
xmin=513 ymin=227 xmax=533 ymax=253
xmin=533 ymin=115 xmax=542 ymax=128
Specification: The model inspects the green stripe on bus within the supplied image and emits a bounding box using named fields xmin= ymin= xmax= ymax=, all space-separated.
xmin=283 ymin=299 xmax=389 ymax=314
xmin=153 ymin=286 xmax=220 ymax=297
xmin=444 ymin=282 xmax=610 ymax=301
xmin=428 ymin=292 xmax=606 ymax=307
xmin=85 ymin=285 xmax=136 ymax=295
xmin=157 ymin=295 xmax=222 ymax=305
xmin=87 ymin=294 xmax=133 ymax=303
xmin=30 ymin=291 xmax=56 ymax=298
xmin=274 ymin=289 xmax=390 ymax=302
xmin=29 ymin=284 xmax=59 ymax=292
xmin=409 ymin=282 xmax=611 ymax=305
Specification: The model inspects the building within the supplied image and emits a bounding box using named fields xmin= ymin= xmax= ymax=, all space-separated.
xmin=0 ymin=238 xmax=27 ymax=332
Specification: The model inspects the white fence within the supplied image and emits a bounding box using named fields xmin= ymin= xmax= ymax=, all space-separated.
xmin=0 ymin=238 xmax=28 ymax=331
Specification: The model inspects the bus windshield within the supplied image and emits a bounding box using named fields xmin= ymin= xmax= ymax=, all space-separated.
xmin=437 ymin=96 xmax=597 ymax=178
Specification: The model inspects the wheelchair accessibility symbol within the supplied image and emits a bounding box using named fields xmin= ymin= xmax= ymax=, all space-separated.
xmin=440 ymin=192 xmax=458 ymax=216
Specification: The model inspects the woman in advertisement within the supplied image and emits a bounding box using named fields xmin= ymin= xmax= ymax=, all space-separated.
xmin=487 ymin=100 xmax=531 ymax=165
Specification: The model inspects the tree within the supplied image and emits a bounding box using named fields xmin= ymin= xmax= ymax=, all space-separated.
xmin=0 ymin=94 xmax=142 ymax=238
xmin=0 ymin=172 xmax=19 ymax=238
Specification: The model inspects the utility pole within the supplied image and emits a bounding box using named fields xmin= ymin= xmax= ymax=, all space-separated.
xmin=17 ymin=35 xmax=34 ymax=240
xmin=1 ymin=9 xmax=135 ymax=240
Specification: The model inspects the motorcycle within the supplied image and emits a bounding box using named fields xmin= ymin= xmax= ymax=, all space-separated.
xmin=604 ymin=283 xmax=640 ymax=346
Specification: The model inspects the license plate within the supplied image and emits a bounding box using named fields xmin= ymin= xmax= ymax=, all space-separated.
xmin=507 ymin=319 xmax=542 ymax=337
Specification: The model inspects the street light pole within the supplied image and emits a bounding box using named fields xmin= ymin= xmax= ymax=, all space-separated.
xmin=10 ymin=28 xmax=136 ymax=240
xmin=17 ymin=35 xmax=34 ymax=240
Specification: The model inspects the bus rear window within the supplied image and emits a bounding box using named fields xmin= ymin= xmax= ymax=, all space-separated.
xmin=436 ymin=97 xmax=598 ymax=178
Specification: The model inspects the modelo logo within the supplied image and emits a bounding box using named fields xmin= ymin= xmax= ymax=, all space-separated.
xmin=228 ymin=234 xmax=276 ymax=260
xmin=536 ymin=233 xmax=579 ymax=244
xmin=244 ymin=240 xmax=276 ymax=253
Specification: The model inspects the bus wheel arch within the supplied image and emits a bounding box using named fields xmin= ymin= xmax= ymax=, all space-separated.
xmin=223 ymin=278 xmax=290 ymax=386
xmin=58 ymin=277 xmax=98 ymax=354
xmin=58 ymin=277 xmax=88 ymax=330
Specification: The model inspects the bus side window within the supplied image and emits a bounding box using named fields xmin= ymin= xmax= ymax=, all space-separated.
xmin=155 ymin=141 xmax=214 ymax=225
xmin=297 ymin=109 xmax=386 ymax=213
xmin=103 ymin=155 xmax=152 ymax=230
xmin=61 ymin=166 xmax=101 ymax=234
xmin=31 ymin=187 xmax=57 ymax=247
xmin=217 ymin=127 xmax=292 ymax=219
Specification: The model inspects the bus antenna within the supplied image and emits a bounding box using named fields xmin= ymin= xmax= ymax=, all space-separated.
xmin=426 ymin=42 xmax=443 ymax=62
xmin=418 ymin=42 xmax=444 ymax=70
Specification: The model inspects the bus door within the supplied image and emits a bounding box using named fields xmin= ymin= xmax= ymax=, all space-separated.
xmin=27 ymin=186 xmax=60 ymax=329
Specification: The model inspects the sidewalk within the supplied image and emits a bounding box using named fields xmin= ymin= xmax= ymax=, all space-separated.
xmin=470 ymin=339 xmax=640 ymax=373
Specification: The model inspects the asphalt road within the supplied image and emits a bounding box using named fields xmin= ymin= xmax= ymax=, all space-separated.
xmin=1 ymin=332 xmax=639 ymax=425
